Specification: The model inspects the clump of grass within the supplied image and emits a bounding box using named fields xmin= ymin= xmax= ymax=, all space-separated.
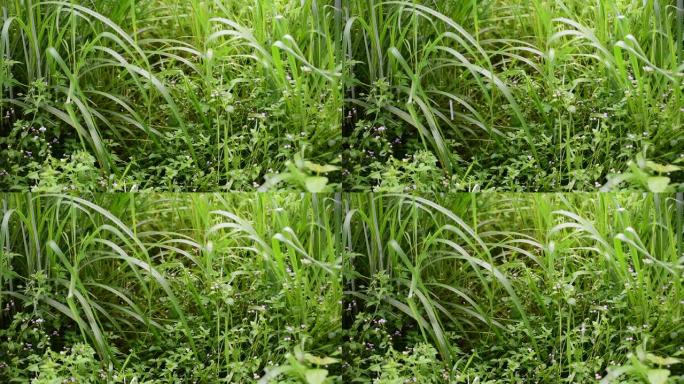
xmin=345 ymin=0 xmax=684 ymax=191
xmin=344 ymin=193 xmax=684 ymax=382
xmin=0 ymin=193 xmax=342 ymax=382
xmin=1 ymin=0 xmax=342 ymax=191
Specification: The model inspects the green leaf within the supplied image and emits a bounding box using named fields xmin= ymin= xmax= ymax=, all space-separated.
xmin=0 ymin=268 xmax=19 ymax=279
xmin=304 ymin=353 xmax=339 ymax=366
xmin=646 ymin=161 xmax=682 ymax=174
xmin=304 ymin=177 xmax=328 ymax=193
xmin=647 ymin=177 xmax=671 ymax=193
xmin=646 ymin=353 xmax=681 ymax=366
xmin=305 ymin=369 xmax=328 ymax=384
xmin=646 ymin=368 xmax=670 ymax=384
xmin=304 ymin=161 xmax=340 ymax=174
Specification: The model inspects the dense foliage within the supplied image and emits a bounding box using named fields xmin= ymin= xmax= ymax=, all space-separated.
xmin=344 ymin=0 xmax=684 ymax=191
xmin=1 ymin=0 xmax=342 ymax=191
xmin=343 ymin=193 xmax=684 ymax=382
xmin=1 ymin=193 xmax=683 ymax=382
xmin=0 ymin=193 xmax=342 ymax=382
xmin=2 ymin=0 xmax=684 ymax=383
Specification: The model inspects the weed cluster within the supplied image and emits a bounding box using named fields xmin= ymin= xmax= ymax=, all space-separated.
xmin=344 ymin=0 xmax=684 ymax=191
xmin=344 ymin=193 xmax=684 ymax=382
xmin=1 ymin=1 xmax=341 ymax=191
xmin=2 ymin=1 xmax=684 ymax=383
xmin=0 ymin=193 xmax=342 ymax=382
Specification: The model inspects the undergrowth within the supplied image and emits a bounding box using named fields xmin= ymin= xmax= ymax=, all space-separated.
xmin=1 ymin=0 xmax=342 ymax=191
xmin=344 ymin=0 xmax=684 ymax=191
xmin=344 ymin=193 xmax=684 ymax=382
xmin=0 ymin=193 xmax=342 ymax=382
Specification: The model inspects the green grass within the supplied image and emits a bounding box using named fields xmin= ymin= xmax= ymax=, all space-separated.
xmin=1 ymin=0 xmax=342 ymax=191
xmin=2 ymin=3 xmax=684 ymax=383
xmin=344 ymin=192 xmax=683 ymax=382
xmin=344 ymin=0 xmax=684 ymax=192
xmin=0 ymin=193 xmax=342 ymax=382
xmin=1 ymin=191 xmax=682 ymax=382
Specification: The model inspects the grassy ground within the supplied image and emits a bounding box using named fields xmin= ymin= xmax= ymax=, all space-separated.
xmin=0 ymin=193 xmax=342 ymax=382
xmin=1 ymin=1 xmax=342 ymax=192
xmin=344 ymin=0 xmax=684 ymax=192
xmin=344 ymin=193 xmax=684 ymax=382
